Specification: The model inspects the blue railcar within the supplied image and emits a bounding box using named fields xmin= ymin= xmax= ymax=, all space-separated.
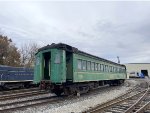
xmin=0 ymin=65 xmax=34 ymax=89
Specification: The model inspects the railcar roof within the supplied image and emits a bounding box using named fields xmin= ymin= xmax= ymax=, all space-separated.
xmin=37 ymin=43 xmax=125 ymax=67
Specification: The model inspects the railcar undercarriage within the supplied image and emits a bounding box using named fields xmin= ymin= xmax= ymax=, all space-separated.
xmin=40 ymin=79 xmax=125 ymax=96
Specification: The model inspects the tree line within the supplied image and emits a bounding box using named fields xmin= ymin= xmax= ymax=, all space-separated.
xmin=0 ymin=34 xmax=39 ymax=67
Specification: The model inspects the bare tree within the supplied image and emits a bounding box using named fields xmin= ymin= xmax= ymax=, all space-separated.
xmin=20 ymin=43 xmax=40 ymax=67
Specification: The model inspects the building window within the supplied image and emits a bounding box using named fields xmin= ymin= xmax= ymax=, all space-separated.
xmin=77 ymin=59 xmax=82 ymax=70
xmin=87 ymin=61 xmax=91 ymax=70
xmin=82 ymin=60 xmax=87 ymax=70
xmin=91 ymin=62 xmax=95 ymax=71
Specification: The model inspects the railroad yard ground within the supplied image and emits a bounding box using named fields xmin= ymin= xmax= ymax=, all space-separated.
xmin=7 ymin=78 xmax=147 ymax=113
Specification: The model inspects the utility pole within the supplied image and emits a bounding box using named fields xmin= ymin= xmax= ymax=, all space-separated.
xmin=117 ymin=56 xmax=120 ymax=64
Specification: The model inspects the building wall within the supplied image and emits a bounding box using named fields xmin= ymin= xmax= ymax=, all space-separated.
xmin=125 ymin=63 xmax=150 ymax=78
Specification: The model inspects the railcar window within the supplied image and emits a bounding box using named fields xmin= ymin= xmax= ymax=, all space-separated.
xmin=101 ymin=64 xmax=104 ymax=71
xmin=117 ymin=68 xmax=119 ymax=73
xmin=100 ymin=64 xmax=101 ymax=71
xmin=87 ymin=61 xmax=91 ymax=70
xmin=115 ymin=67 xmax=117 ymax=73
xmin=119 ymin=68 xmax=121 ymax=73
xmin=118 ymin=68 xmax=120 ymax=73
xmin=107 ymin=65 xmax=109 ymax=72
xmin=105 ymin=65 xmax=108 ymax=72
xmin=113 ymin=67 xmax=115 ymax=72
xmin=122 ymin=69 xmax=125 ymax=73
xmin=98 ymin=64 xmax=100 ymax=71
xmin=110 ymin=66 xmax=112 ymax=72
xmin=55 ymin=52 xmax=61 ymax=64
xmin=82 ymin=60 xmax=87 ymax=70
xmin=101 ymin=64 xmax=103 ymax=71
xmin=95 ymin=63 xmax=98 ymax=71
xmin=120 ymin=68 xmax=123 ymax=73
xmin=91 ymin=62 xmax=95 ymax=71
xmin=114 ymin=67 xmax=116 ymax=72
xmin=108 ymin=66 xmax=111 ymax=72
xmin=121 ymin=69 xmax=123 ymax=73
xmin=103 ymin=65 xmax=105 ymax=72
xmin=77 ymin=59 xmax=82 ymax=70
xmin=107 ymin=66 xmax=109 ymax=72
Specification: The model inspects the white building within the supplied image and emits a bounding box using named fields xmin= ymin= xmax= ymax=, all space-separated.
xmin=124 ymin=63 xmax=150 ymax=78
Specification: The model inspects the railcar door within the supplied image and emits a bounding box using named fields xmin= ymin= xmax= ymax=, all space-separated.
xmin=51 ymin=49 xmax=66 ymax=83
xmin=66 ymin=52 xmax=73 ymax=81
xmin=43 ymin=52 xmax=51 ymax=80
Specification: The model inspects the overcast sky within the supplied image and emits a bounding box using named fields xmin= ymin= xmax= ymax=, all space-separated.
xmin=0 ymin=1 xmax=150 ymax=63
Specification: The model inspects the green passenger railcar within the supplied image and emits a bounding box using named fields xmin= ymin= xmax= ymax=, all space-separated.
xmin=34 ymin=43 xmax=126 ymax=96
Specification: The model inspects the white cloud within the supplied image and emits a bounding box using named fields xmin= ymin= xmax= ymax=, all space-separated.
xmin=0 ymin=1 xmax=150 ymax=63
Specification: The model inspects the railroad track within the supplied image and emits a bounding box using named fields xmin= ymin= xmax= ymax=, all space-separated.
xmin=0 ymin=85 xmax=116 ymax=112
xmin=0 ymin=89 xmax=49 ymax=101
xmin=0 ymin=87 xmax=39 ymax=95
xmin=0 ymin=95 xmax=61 ymax=113
xmin=83 ymin=80 xmax=150 ymax=113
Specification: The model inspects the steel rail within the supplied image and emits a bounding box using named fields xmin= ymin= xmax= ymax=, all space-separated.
xmin=83 ymin=89 xmax=147 ymax=113
xmin=0 ymin=96 xmax=57 ymax=108
xmin=124 ymin=82 xmax=150 ymax=113
xmin=82 ymin=85 xmax=141 ymax=113
xmin=135 ymin=101 xmax=150 ymax=113
xmin=0 ymin=96 xmax=64 ymax=113
xmin=0 ymin=87 xmax=39 ymax=95
xmin=0 ymin=90 xmax=49 ymax=101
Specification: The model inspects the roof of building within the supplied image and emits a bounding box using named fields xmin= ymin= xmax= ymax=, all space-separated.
xmin=126 ymin=63 xmax=150 ymax=64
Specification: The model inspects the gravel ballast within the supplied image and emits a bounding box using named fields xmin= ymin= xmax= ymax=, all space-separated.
xmin=42 ymin=80 xmax=139 ymax=113
xmin=17 ymin=79 xmax=139 ymax=113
